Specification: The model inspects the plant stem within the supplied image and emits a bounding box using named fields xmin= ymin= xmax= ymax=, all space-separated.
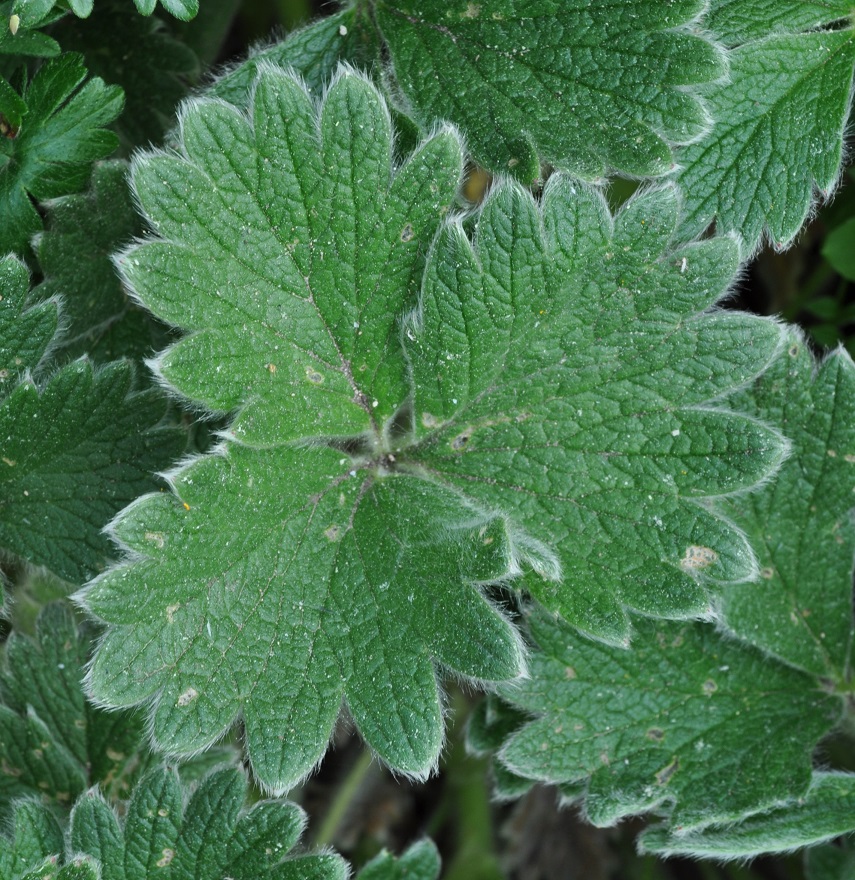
xmin=311 ymin=747 xmax=375 ymax=849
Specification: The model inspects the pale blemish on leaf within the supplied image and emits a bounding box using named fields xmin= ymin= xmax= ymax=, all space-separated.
xmin=324 ymin=524 xmax=342 ymax=542
xmin=400 ymin=223 xmax=415 ymax=242
xmin=157 ymin=848 xmax=175 ymax=867
xmin=166 ymin=603 xmax=180 ymax=623
xmin=679 ymin=545 xmax=719 ymax=572
xmin=305 ymin=366 xmax=324 ymax=384
xmin=646 ymin=727 xmax=664 ymax=742
xmin=176 ymin=687 xmax=198 ymax=707
xmin=702 ymin=679 xmax=718 ymax=695
xmin=145 ymin=531 xmax=165 ymax=549
xmin=655 ymin=756 xmax=680 ymax=786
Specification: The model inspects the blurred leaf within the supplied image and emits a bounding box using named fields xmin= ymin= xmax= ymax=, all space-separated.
xmin=806 ymin=836 xmax=855 ymax=880
xmin=357 ymin=840 xmax=441 ymax=880
xmin=705 ymin=0 xmax=853 ymax=45
xmin=52 ymin=3 xmax=198 ymax=149
xmin=823 ymin=216 xmax=855 ymax=281
xmin=33 ymin=160 xmax=166 ymax=363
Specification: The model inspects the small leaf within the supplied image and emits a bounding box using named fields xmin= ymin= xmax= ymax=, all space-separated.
xmin=375 ymin=0 xmax=725 ymax=182
xmin=357 ymin=840 xmax=441 ymax=880
xmin=806 ymin=836 xmax=855 ymax=880
xmin=718 ymin=332 xmax=855 ymax=680
xmin=208 ymin=8 xmax=372 ymax=106
xmin=640 ymin=772 xmax=855 ymax=858
xmin=0 ymin=603 xmax=145 ymax=818
xmin=675 ymin=27 xmax=855 ymax=250
xmin=33 ymin=160 xmax=166 ymax=363
xmin=52 ymin=1 xmax=199 ymax=149
xmin=0 ymin=253 xmax=57 ymax=381
xmin=822 ymin=216 xmax=855 ymax=281
xmin=0 ymin=52 xmax=123 ymax=256
xmin=0 ymin=801 xmax=63 ymax=878
xmin=497 ymin=608 xmax=841 ymax=830
xmin=0 ymin=359 xmax=186 ymax=582
xmin=67 ymin=766 xmax=347 ymax=880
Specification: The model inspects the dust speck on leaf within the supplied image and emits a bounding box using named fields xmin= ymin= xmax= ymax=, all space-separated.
xmin=564 ymin=666 xmax=576 ymax=680
xmin=451 ymin=428 xmax=472 ymax=450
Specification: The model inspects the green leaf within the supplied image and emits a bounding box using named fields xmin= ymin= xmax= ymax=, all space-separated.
xmin=52 ymin=1 xmax=199 ymax=149
xmin=497 ymin=608 xmax=841 ymax=830
xmin=0 ymin=802 xmax=63 ymax=878
xmin=119 ymin=66 xmax=464 ymax=445
xmin=806 ymin=837 xmax=855 ymax=880
xmin=0 ymin=603 xmax=145 ymax=819
xmin=0 ymin=52 xmax=123 ymax=256
xmin=374 ymin=0 xmax=725 ymax=182
xmin=675 ymin=27 xmax=855 ymax=250
xmin=406 ymin=179 xmax=787 ymax=643
xmin=131 ymin=0 xmax=198 ymax=21
xmin=357 ymin=840 xmax=441 ymax=880
xmin=0 ymin=253 xmax=57 ymax=382
xmin=704 ymin=0 xmax=853 ymax=45
xmin=33 ymin=160 xmax=166 ymax=363
xmin=717 ymin=332 xmax=855 ymax=680
xmin=822 ymin=216 xmax=855 ymax=281
xmin=208 ymin=8 xmax=372 ymax=106
xmin=83 ymin=444 xmax=524 ymax=790
xmin=0 ymin=358 xmax=186 ymax=582
xmin=68 ymin=765 xmax=347 ymax=879
xmin=640 ymin=772 xmax=855 ymax=858
xmin=0 ymin=71 xmax=26 ymax=131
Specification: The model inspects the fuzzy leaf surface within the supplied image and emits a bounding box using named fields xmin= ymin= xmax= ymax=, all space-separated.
xmin=66 ymin=765 xmax=346 ymax=880
xmin=0 ymin=359 xmax=185 ymax=582
xmin=356 ymin=840 xmax=440 ymax=880
xmin=0 ymin=52 xmax=123 ymax=256
xmin=0 ymin=603 xmax=144 ymax=820
xmin=406 ymin=180 xmax=786 ymax=643
xmin=640 ymin=772 xmax=855 ymax=858
xmin=704 ymin=0 xmax=853 ymax=44
xmin=497 ymin=609 xmax=840 ymax=830
xmin=119 ymin=66 xmax=463 ymax=444
xmin=84 ymin=443 xmax=523 ymax=790
xmin=375 ymin=0 xmax=724 ymax=183
xmin=34 ymin=160 xmax=164 ymax=363
xmin=209 ymin=8 xmax=373 ymax=107
xmin=0 ymin=254 xmax=57 ymax=382
xmin=718 ymin=332 xmax=855 ymax=680
xmin=675 ymin=27 xmax=855 ymax=250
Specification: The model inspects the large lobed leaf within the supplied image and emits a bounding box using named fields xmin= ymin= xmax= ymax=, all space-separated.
xmin=374 ymin=0 xmax=724 ymax=183
xmin=82 ymin=65 xmax=786 ymax=791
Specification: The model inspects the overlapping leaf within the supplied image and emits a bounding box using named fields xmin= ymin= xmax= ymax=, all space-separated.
xmin=0 ymin=52 xmax=123 ymax=256
xmin=676 ymin=13 xmax=855 ymax=250
xmin=0 ymin=603 xmax=144 ymax=820
xmin=0 ymin=254 xmax=57 ymax=382
xmin=704 ymin=0 xmax=853 ymax=44
xmin=495 ymin=608 xmax=841 ymax=831
xmin=53 ymin=1 xmax=198 ymax=149
xmin=406 ymin=179 xmax=786 ymax=644
xmin=374 ymin=0 xmax=725 ymax=183
xmin=356 ymin=840 xmax=440 ymax=880
xmin=641 ymin=772 xmax=855 ymax=858
xmin=83 ymin=64 xmax=787 ymax=792
xmin=34 ymin=161 xmax=165 ymax=363
xmin=0 ymin=765 xmax=345 ymax=880
xmin=717 ymin=331 xmax=855 ymax=680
